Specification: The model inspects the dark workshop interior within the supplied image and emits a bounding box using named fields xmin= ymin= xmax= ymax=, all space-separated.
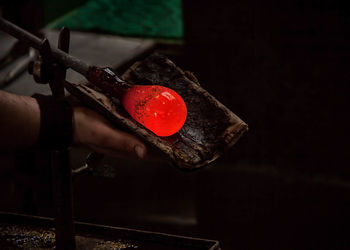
xmin=1 ymin=0 xmax=350 ymax=249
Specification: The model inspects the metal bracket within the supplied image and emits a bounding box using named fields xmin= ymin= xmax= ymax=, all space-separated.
xmin=28 ymin=27 xmax=76 ymax=249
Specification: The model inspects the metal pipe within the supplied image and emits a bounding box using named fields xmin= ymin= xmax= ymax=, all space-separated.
xmin=0 ymin=17 xmax=90 ymax=76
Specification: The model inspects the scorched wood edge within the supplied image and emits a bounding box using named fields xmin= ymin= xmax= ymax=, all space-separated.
xmin=65 ymin=53 xmax=248 ymax=169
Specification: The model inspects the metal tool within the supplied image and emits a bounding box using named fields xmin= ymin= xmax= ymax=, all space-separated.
xmin=72 ymin=152 xmax=104 ymax=177
xmin=24 ymin=26 xmax=76 ymax=249
xmin=0 ymin=17 xmax=90 ymax=76
xmin=0 ymin=47 xmax=37 ymax=88
xmin=0 ymin=40 xmax=29 ymax=69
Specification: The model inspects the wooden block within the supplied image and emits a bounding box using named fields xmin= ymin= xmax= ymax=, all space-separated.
xmin=65 ymin=53 xmax=248 ymax=169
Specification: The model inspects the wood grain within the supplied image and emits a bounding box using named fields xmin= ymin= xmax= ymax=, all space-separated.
xmin=65 ymin=53 xmax=248 ymax=169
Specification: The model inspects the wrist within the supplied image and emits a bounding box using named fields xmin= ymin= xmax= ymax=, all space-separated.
xmin=33 ymin=94 xmax=73 ymax=150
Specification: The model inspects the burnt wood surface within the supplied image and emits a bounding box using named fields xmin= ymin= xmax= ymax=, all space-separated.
xmin=65 ymin=53 xmax=248 ymax=169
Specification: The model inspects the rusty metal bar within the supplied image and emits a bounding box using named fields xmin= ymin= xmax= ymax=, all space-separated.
xmin=0 ymin=17 xmax=90 ymax=76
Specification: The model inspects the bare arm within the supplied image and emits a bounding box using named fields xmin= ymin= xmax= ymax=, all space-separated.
xmin=0 ymin=90 xmax=40 ymax=149
xmin=0 ymin=90 xmax=146 ymax=159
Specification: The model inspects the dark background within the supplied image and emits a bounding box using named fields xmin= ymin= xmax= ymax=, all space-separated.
xmin=180 ymin=1 xmax=350 ymax=249
xmin=1 ymin=0 xmax=350 ymax=249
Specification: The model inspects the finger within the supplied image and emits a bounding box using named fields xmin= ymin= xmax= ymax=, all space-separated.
xmin=95 ymin=125 xmax=147 ymax=159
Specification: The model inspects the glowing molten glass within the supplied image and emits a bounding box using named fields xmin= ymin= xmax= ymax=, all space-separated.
xmin=87 ymin=67 xmax=187 ymax=136
xmin=122 ymin=85 xmax=187 ymax=136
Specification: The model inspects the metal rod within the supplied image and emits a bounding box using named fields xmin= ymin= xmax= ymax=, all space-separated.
xmin=45 ymin=27 xmax=76 ymax=249
xmin=51 ymin=149 xmax=76 ymax=250
xmin=0 ymin=17 xmax=90 ymax=76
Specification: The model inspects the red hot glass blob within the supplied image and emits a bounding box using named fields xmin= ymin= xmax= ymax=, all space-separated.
xmin=122 ymin=85 xmax=187 ymax=136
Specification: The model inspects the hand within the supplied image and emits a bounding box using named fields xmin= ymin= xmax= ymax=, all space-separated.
xmin=73 ymin=107 xmax=147 ymax=159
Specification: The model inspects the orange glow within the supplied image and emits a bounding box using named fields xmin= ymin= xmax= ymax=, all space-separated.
xmin=122 ymin=85 xmax=187 ymax=136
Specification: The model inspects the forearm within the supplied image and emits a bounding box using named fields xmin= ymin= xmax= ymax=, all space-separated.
xmin=0 ymin=90 xmax=147 ymax=159
xmin=0 ymin=90 xmax=40 ymax=149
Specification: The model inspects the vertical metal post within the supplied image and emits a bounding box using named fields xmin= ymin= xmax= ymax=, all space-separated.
xmin=51 ymin=149 xmax=75 ymax=249
xmin=49 ymin=27 xmax=76 ymax=249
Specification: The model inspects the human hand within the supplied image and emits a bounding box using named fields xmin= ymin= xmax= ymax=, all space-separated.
xmin=72 ymin=107 xmax=147 ymax=159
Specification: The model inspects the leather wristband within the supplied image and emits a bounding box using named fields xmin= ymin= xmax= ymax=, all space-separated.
xmin=32 ymin=94 xmax=73 ymax=150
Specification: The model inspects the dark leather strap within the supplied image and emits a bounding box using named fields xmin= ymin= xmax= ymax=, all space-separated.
xmin=33 ymin=94 xmax=73 ymax=150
